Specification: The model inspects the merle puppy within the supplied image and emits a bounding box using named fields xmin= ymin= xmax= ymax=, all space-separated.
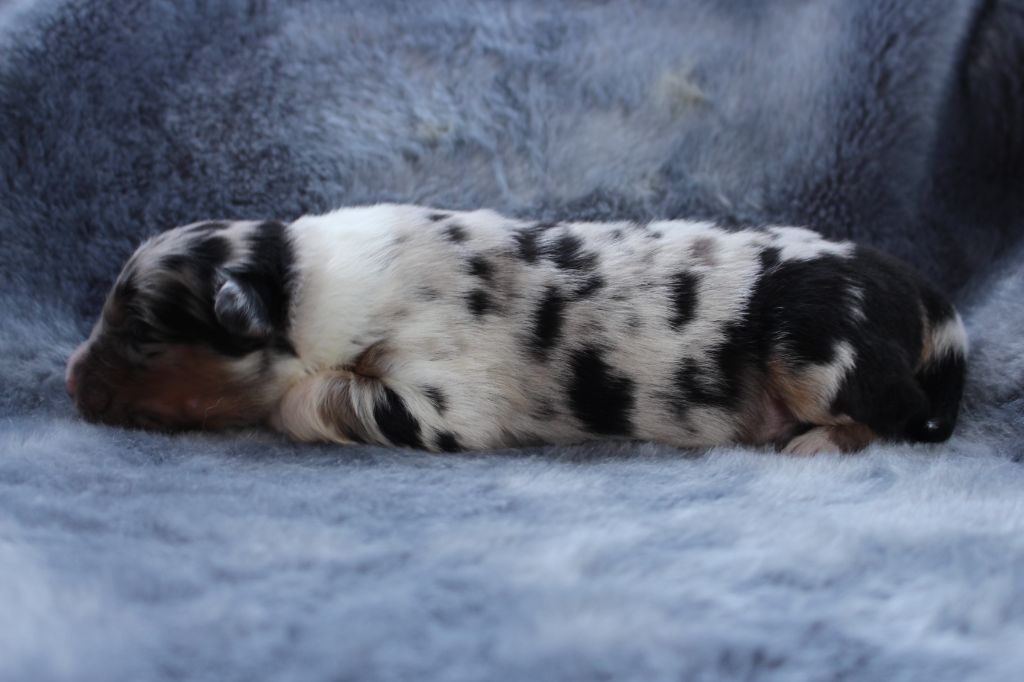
xmin=66 ymin=204 xmax=967 ymax=454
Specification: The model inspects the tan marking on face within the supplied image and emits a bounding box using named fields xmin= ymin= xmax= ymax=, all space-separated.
xmin=105 ymin=345 xmax=271 ymax=430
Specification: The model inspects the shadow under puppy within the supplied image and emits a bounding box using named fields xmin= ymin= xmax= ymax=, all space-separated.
xmin=66 ymin=204 xmax=967 ymax=455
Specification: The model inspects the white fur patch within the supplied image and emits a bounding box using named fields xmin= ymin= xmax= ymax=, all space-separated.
xmin=768 ymin=226 xmax=855 ymax=261
xmin=929 ymin=313 xmax=969 ymax=360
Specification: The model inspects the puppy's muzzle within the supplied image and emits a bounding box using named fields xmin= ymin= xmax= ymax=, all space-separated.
xmin=65 ymin=342 xmax=116 ymax=420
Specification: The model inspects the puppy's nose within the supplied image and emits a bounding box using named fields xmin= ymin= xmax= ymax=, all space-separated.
xmin=65 ymin=343 xmax=88 ymax=397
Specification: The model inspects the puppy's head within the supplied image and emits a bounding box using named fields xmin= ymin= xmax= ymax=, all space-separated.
xmin=66 ymin=220 xmax=298 ymax=431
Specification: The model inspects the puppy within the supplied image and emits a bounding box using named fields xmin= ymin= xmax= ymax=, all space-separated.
xmin=66 ymin=204 xmax=967 ymax=454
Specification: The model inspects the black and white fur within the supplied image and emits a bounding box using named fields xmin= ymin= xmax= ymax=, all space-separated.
xmin=66 ymin=204 xmax=968 ymax=455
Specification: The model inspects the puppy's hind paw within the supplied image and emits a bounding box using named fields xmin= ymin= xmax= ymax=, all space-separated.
xmin=781 ymin=423 xmax=876 ymax=455
xmin=782 ymin=427 xmax=840 ymax=456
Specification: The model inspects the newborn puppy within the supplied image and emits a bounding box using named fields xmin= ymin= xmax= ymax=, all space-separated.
xmin=66 ymin=204 xmax=967 ymax=454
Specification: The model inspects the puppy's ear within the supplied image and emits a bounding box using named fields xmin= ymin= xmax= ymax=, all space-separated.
xmin=213 ymin=271 xmax=273 ymax=339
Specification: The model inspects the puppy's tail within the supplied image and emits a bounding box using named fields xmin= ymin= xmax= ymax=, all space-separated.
xmin=906 ymin=306 xmax=968 ymax=443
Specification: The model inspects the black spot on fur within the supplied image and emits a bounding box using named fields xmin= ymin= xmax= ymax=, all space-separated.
xmin=531 ymin=286 xmax=566 ymax=359
xmin=513 ymin=228 xmax=542 ymax=263
xmin=759 ymin=246 xmax=781 ymax=272
xmin=239 ymin=221 xmax=296 ymax=336
xmin=674 ymin=358 xmax=707 ymax=408
xmin=192 ymin=233 xmax=232 ymax=269
xmin=435 ymin=431 xmax=461 ymax=452
xmin=746 ymin=254 xmax=854 ymax=366
xmin=574 ymin=274 xmax=605 ymax=299
xmin=673 ymin=326 xmax=749 ymax=409
xmin=467 ymin=254 xmax=494 ymax=283
xmin=543 ymin=233 xmax=598 ymax=271
xmin=847 ymin=247 xmax=926 ymax=358
xmin=567 ymin=347 xmax=635 ymax=436
xmin=428 ymin=212 xmax=450 ymax=222
xmin=445 ymin=224 xmax=468 ymax=243
xmin=373 ymin=387 xmax=424 ymax=449
xmin=669 ymin=271 xmax=699 ymax=329
xmin=467 ymin=289 xmax=493 ymax=317
xmin=160 ymin=233 xmax=230 ymax=274
xmin=424 ymin=386 xmax=448 ymax=414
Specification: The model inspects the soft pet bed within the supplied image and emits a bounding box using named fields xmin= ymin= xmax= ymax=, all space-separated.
xmin=1 ymin=1 xmax=1023 ymax=680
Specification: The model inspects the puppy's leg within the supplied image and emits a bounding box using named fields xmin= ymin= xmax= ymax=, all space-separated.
xmin=829 ymin=340 xmax=930 ymax=444
xmin=270 ymin=371 xmax=369 ymax=445
xmin=270 ymin=371 xmax=459 ymax=451
xmin=770 ymin=337 xmax=927 ymax=455
xmin=766 ymin=349 xmax=875 ymax=455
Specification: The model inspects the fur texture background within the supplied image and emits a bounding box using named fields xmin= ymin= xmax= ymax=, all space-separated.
xmin=1 ymin=1 xmax=1023 ymax=679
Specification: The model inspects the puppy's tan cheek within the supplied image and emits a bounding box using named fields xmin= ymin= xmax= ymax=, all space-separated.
xmin=124 ymin=346 xmax=265 ymax=428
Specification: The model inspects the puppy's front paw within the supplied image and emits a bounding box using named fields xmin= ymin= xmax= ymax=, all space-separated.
xmin=270 ymin=371 xmax=359 ymax=444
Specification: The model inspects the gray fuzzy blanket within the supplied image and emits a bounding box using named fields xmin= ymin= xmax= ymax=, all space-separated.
xmin=2 ymin=1 xmax=1023 ymax=680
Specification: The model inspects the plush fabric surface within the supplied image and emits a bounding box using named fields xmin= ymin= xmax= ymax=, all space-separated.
xmin=2 ymin=1 xmax=1023 ymax=680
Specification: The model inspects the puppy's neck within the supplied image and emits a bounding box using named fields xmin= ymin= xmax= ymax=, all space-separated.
xmin=286 ymin=206 xmax=404 ymax=371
